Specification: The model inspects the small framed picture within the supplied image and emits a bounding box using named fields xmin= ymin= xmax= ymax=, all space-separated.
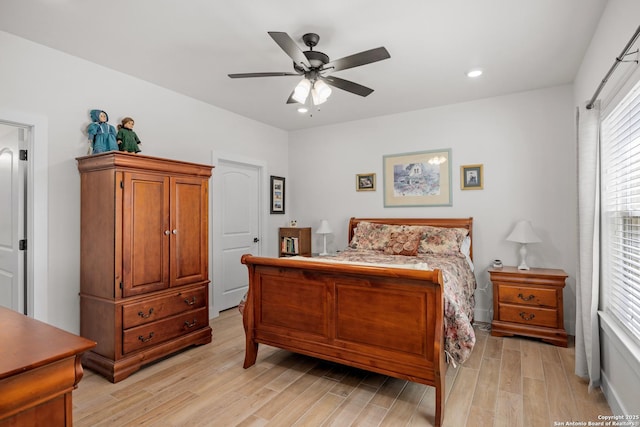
xmin=270 ymin=175 xmax=285 ymax=214
xmin=461 ymin=164 xmax=483 ymax=190
xmin=356 ymin=173 xmax=376 ymax=191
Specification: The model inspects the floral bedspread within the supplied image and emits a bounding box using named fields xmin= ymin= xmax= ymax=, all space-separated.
xmin=314 ymin=248 xmax=477 ymax=365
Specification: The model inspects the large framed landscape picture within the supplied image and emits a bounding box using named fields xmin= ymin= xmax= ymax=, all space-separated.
xmin=383 ymin=149 xmax=452 ymax=207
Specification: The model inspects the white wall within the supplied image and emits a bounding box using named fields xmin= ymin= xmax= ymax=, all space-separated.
xmin=573 ymin=0 xmax=640 ymax=417
xmin=288 ymin=85 xmax=576 ymax=328
xmin=0 ymin=30 xmax=289 ymax=333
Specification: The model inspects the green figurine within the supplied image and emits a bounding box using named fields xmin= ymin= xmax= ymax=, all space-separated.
xmin=116 ymin=117 xmax=141 ymax=153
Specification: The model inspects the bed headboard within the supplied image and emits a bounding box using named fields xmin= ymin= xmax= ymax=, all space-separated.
xmin=348 ymin=217 xmax=474 ymax=260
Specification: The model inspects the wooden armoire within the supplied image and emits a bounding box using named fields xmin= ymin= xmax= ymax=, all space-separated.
xmin=76 ymin=152 xmax=213 ymax=382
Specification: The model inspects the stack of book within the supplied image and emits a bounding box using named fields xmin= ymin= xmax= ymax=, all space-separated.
xmin=281 ymin=237 xmax=299 ymax=255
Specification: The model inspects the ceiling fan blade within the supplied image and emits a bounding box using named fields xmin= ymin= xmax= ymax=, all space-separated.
xmin=286 ymin=91 xmax=298 ymax=104
xmin=321 ymin=76 xmax=374 ymax=97
xmin=268 ymin=31 xmax=310 ymax=69
xmin=228 ymin=72 xmax=301 ymax=78
xmin=323 ymin=47 xmax=390 ymax=73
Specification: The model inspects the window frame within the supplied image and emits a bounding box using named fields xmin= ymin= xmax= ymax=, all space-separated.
xmin=601 ymin=77 xmax=640 ymax=345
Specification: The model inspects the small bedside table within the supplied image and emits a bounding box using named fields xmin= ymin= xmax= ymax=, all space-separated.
xmin=489 ymin=266 xmax=568 ymax=347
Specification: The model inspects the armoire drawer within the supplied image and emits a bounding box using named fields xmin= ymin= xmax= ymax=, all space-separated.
xmin=497 ymin=283 xmax=557 ymax=308
xmin=122 ymin=307 xmax=208 ymax=354
xmin=123 ymin=286 xmax=207 ymax=329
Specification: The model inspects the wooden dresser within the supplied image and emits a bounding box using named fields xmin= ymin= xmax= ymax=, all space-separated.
xmin=0 ymin=307 xmax=96 ymax=426
xmin=489 ymin=266 xmax=568 ymax=347
xmin=77 ymin=152 xmax=213 ymax=382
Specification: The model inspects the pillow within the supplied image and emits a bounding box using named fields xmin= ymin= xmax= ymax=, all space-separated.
xmin=349 ymin=221 xmax=391 ymax=251
xmin=383 ymin=228 xmax=422 ymax=256
xmin=418 ymin=226 xmax=469 ymax=255
xmin=460 ymin=235 xmax=474 ymax=272
xmin=460 ymin=235 xmax=471 ymax=257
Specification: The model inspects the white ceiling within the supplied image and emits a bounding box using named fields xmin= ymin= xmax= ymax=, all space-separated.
xmin=0 ymin=0 xmax=607 ymax=131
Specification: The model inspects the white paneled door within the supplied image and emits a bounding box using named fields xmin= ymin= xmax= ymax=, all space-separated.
xmin=0 ymin=123 xmax=28 ymax=313
xmin=212 ymin=159 xmax=261 ymax=316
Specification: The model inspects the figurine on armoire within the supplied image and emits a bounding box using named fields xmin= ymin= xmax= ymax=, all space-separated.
xmin=116 ymin=117 xmax=141 ymax=153
xmin=87 ymin=109 xmax=118 ymax=154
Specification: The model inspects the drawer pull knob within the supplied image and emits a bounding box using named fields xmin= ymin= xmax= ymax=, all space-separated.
xmin=518 ymin=293 xmax=535 ymax=302
xmin=184 ymin=296 xmax=197 ymax=306
xmin=184 ymin=319 xmax=198 ymax=328
xmin=519 ymin=312 xmax=535 ymax=321
xmin=138 ymin=308 xmax=154 ymax=318
xmin=138 ymin=332 xmax=155 ymax=343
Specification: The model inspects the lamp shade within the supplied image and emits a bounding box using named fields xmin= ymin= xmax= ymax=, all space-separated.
xmin=316 ymin=219 xmax=332 ymax=235
xmin=311 ymin=80 xmax=332 ymax=105
xmin=506 ymin=220 xmax=541 ymax=244
xmin=292 ymin=78 xmax=311 ymax=104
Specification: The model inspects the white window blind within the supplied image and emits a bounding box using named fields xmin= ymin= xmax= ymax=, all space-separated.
xmin=602 ymin=78 xmax=640 ymax=343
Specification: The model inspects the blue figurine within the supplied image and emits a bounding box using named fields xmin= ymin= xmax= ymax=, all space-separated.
xmin=87 ymin=109 xmax=118 ymax=154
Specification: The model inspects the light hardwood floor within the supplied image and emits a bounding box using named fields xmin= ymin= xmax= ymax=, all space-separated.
xmin=73 ymin=309 xmax=611 ymax=426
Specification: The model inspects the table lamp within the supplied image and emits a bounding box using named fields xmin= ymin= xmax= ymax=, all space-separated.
xmin=316 ymin=220 xmax=333 ymax=256
xmin=506 ymin=220 xmax=541 ymax=270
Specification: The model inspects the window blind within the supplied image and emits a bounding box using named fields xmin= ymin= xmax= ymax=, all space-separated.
xmin=602 ymin=78 xmax=640 ymax=343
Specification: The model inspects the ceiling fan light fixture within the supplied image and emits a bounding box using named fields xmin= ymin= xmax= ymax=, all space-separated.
xmin=297 ymin=107 xmax=308 ymax=113
xmin=311 ymin=79 xmax=332 ymax=105
xmin=292 ymin=78 xmax=311 ymax=103
xmin=311 ymin=88 xmax=327 ymax=105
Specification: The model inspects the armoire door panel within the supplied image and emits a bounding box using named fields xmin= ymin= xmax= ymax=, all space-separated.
xmin=171 ymin=176 xmax=208 ymax=287
xmin=122 ymin=172 xmax=170 ymax=297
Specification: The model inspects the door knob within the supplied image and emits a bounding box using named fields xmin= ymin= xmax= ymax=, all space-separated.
xmin=253 ymin=237 xmax=260 ymax=243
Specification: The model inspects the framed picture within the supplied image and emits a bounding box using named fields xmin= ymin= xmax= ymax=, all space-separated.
xmin=270 ymin=175 xmax=285 ymax=214
xmin=383 ymin=149 xmax=452 ymax=207
xmin=356 ymin=173 xmax=376 ymax=191
xmin=461 ymin=164 xmax=483 ymax=190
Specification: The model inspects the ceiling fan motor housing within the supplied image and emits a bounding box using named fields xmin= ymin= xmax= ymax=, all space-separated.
xmin=303 ymin=51 xmax=329 ymax=69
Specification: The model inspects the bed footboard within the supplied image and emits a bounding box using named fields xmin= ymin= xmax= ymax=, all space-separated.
xmin=240 ymin=254 xmax=447 ymax=426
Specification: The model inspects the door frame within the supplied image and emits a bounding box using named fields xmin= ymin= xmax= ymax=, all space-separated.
xmin=0 ymin=110 xmax=48 ymax=320
xmin=210 ymin=151 xmax=267 ymax=318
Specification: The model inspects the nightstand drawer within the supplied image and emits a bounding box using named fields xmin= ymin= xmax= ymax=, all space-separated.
xmin=497 ymin=284 xmax=557 ymax=308
xmin=499 ymin=304 xmax=558 ymax=328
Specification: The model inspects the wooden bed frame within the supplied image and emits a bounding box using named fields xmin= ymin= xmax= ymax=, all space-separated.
xmin=241 ymin=217 xmax=473 ymax=427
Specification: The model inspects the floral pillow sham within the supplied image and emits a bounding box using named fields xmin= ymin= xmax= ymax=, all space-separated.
xmin=350 ymin=221 xmax=469 ymax=256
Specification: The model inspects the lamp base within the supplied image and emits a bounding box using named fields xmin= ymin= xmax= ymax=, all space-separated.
xmin=517 ymin=244 xmax=530 ymax=270
xmin=319 ymin=235 xmax=328 ymax=257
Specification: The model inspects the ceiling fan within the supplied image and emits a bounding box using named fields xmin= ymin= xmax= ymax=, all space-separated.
xmin=228 ymin=32 xmax=390 ymax=106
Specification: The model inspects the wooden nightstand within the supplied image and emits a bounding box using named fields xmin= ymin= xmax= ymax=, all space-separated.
xmin=279 ymin=227 xmax=312 ymax=257
xmin=489 ymin=266 xmax=568 ymax=347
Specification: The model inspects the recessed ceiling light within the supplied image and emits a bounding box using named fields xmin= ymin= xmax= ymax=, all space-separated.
xmin=297 ymin=107 xmax=308 ymax=113
xmin=467 ymin=69 xmax=483 ymax=78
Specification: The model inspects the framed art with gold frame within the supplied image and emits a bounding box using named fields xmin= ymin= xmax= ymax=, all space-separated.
xmin=461 ymin=164 xmax=483 ymax=190
xmin=356 ymin=173 xmax=376 ymax=191
xmin=383 ymin=149 xmax=452 ymax=207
